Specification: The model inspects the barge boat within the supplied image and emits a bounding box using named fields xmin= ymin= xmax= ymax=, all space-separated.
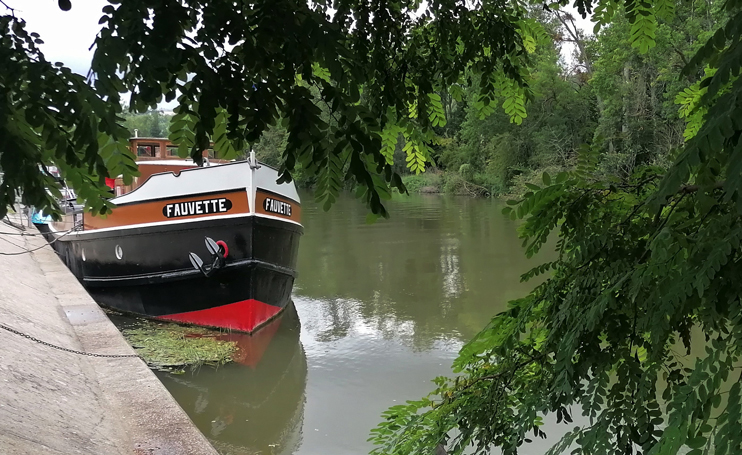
xmin=38 ymin=138 xmax=302 ymax=333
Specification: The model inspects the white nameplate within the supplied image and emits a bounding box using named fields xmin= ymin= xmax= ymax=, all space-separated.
xmin=264 ymin=197 xmax=292 ymax=216
xmin=163 ymin=198 xmax=233 ymax=218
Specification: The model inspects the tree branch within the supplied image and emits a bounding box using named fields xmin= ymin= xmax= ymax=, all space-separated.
xmin=0 ymin=0 xmax=15 ymax=14
xmin=553 ymin=10 xmax=592 ymax=73
xmin=679 ymin=181 xmax=725 ymax=194
xmin=671 ymin=45 xmax=689 ymax=67
xmin=454 ymin=351 xmax=546 ymax=396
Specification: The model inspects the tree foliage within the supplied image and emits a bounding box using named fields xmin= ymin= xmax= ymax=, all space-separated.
xmin=121 ymin=109 xmax=170 ymax=138
xmin=1 ymin=0 xmax=695 ymax=217
xmin=370 ymin=0 xmax=742 ymax=454
xmin=87 ymin=0 xmax=548 ymax=217
xmin=0 ymin=9 xmax=135 ymax=218
xmin=421 ymin=0 xmax=726 ymax=199
xmin=431 ymin=10 xmax=598 ymax=197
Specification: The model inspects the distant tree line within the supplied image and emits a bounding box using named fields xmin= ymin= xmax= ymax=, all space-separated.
xmin=122 ymin=109 xmax=171 ymax=139
xmin=245 ymin=4 xmax=725 ymax=199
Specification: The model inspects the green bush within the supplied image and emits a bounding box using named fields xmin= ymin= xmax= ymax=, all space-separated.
xmin=401 ymin=172 xmax=442 ymax=193
xmin=442 ymin=173 xmax=466 ymax=194
xmin=471 ymin=172 xmax=506 ymax=196
xmin=458 ymin=163 xmax=473 ymax=180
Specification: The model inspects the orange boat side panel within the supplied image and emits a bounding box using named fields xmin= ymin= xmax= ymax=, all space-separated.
xmin=84 ymin=190 xmax=250 ymax=230
xmin=255 ymin=190 xmax=301 ymax=224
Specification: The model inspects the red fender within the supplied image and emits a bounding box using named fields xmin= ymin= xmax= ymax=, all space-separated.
xmin=216 ymin=240 xmax=229 ymax=258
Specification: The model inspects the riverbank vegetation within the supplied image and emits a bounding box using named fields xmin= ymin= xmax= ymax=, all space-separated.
xmin=370 ymin=2 xmax=742 ymax=454
xmin=244 ymin=4 xmax=724 ymax=200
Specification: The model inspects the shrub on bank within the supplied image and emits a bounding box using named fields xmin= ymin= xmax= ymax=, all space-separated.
xmin=401 ymin=172 xmax=442 ymax=194
xmin=402 ymin=170 xmax=505 ymax=197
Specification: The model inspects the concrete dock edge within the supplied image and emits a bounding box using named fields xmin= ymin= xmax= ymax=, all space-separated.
xmin=0 ymin=219 xmax=218 ymax=455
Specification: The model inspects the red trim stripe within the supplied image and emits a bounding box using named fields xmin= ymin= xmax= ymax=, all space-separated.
xmin=157 ymin=298 xmax=282 ymax=333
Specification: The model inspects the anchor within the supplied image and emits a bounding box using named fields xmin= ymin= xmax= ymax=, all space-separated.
xmin=188 ymin=237 xmax=228 ymax=277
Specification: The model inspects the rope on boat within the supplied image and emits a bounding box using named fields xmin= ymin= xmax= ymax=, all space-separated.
xmin=0 ymin=227 xmax=74 ymax=256
xmin=0 ymin=322 xmax=142 ymax=359
xmin=2 ymin=216 xmax=26 ymax=232
xmin=0 ymin=225 xmax=56 ymax=236
xmin=0 ymin=230 xmax=50 ymax=236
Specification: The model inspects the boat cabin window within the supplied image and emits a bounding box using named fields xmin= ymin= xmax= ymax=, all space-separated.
xmin=137 ymin=144 xmax=160 ymax=157
xmin=167 ymin=145 xmax=179 ymax=156
xmin=206 ymin=148 xmax=216 ymax=158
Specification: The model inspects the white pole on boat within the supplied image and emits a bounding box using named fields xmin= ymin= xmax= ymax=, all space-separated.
xmin=249 ymin=150 xmax=260 ymax=170
xmin=134 ymin=129 xmax=139 ymax=138
xmin=247 ymin=149 xmax=259 ymax=215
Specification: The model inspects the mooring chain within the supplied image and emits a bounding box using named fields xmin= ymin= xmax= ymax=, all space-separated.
xmin=0 ymin=322 xmax=141 ymax=359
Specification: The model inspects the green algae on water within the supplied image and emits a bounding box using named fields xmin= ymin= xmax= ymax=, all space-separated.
xmin=122 ymin=320 xmax=238 ymax=372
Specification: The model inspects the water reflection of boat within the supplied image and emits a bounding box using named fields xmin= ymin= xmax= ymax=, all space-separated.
xmin=156 ymin=303 xmax=307 ymax=454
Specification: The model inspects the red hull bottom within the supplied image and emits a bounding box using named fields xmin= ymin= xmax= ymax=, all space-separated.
xmin=157 ymin=298 xmax=283 ymax=333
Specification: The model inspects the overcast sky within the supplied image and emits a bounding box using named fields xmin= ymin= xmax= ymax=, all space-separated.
xmin=8 ymin=0 xmax=592 ymax=84
xmin=6 ymin=0 xmax=106 ymax=75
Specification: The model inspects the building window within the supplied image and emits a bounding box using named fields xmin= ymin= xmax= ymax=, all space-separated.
xmin=136 ymin=144 xmax=160 ymax=157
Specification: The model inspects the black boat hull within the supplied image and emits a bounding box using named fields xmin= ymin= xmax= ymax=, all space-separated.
xmin=42 ymin=215 xmax=302 ymax=333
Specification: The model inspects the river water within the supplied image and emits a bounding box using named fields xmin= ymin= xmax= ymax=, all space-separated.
xmin=156 ymin=191 xmax=551 ymax=455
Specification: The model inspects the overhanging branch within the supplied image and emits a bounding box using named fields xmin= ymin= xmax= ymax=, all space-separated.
xmin=0 ymin=0 xmax=15 ymax=16
xmin=679 ymin=181 xmax=725 ymax=194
